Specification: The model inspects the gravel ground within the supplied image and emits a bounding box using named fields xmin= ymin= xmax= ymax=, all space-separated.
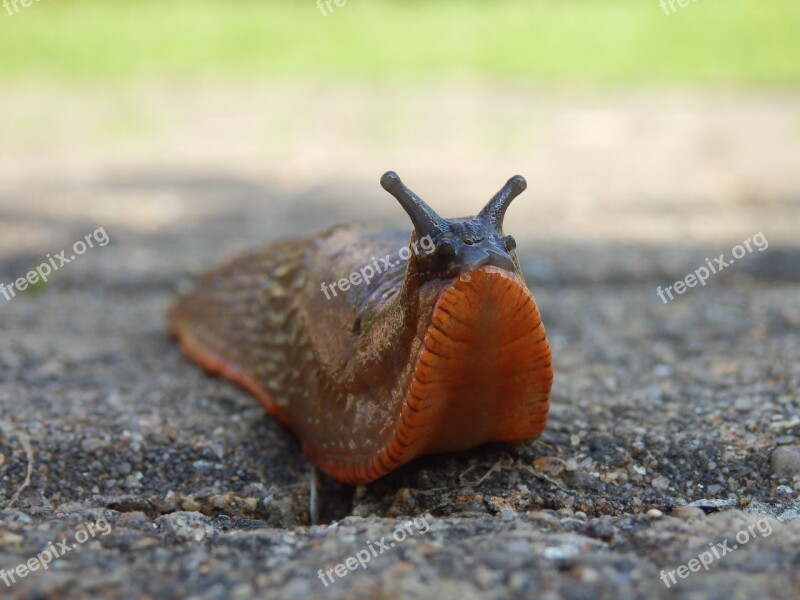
xmin=0 ymin=85 xmax=799 ymax=599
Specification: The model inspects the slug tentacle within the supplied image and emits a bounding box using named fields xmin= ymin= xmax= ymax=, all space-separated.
xmin=380 ymin=171 xmax=447 ymax=238
xmin=479 ymin=175 xmax=527 ymax=232
xmin=170 ymin=173 xmax=553 ymax=485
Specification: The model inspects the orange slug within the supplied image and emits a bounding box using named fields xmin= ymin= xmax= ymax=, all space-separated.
xmin=168 ymin=172 xmax=553 ymax=485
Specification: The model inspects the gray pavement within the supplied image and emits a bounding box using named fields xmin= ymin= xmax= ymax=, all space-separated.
xmin=0 ymin=85 xmax=799 ymax=599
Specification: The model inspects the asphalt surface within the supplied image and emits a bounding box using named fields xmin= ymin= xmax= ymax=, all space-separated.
xmin=0 ymin=84 xmax=798 ymax=599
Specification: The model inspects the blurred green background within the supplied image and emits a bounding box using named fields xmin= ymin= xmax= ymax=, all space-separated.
xmin=1 ymin=0 xmax=799 ymax=255
xmin=1 ymin=0 xmax=798 ymax=85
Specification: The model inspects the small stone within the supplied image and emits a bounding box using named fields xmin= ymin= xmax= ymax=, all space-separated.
xmin=533 ymin=457 xmax=566 ymax=476
xmin=211 ymin=443 xmax=225 ymax=460
xmin=181 ymin=498 xmax=201 ymax=512
xmin=529 ymin=510 xmax=559 ymax=524
xmin=156 ymin=512 xmax=217 ymax=543
xmin=212 ymin=493 xmax=233 ymax=509
xmin=584 ymin=517 xmax=617 ymax=541
xmin=500 ymin=508 xmax=518 ymax=521
xmin=770 ymin=445 xmax=800 ymax=478
xmin=116 ymin=511 xmax=154 ymax=531
xmin=671 ymin=506 xmax=705 ymax=521
xmin=564 ymin=470 xmax=605 ymax=493
xmin=0 ymin=509 xmax=32 ymax=524
xmin=124 ymin=474 xmax=142 ymax=489
xmin=0 ymin=531 xmax=23 ymax=546
xmin=654 ymin=364 xmax=674 ymax=377
xmin=690 ymin=498 xmax=737 ymax=509
xmin=646 ymin=509 xmax=663 ymax=519
xmin=80 ymin=437 xmax=109 ymax=453
xmin=131 ymin=538 xmax=160 ymax=550
xmin=651 ymin=476 xmax=670 ymax=490
xmin=775 ymin=436 xmax=797 ymax=445
xmin=574 ymin=565 xmax=601 ymax=584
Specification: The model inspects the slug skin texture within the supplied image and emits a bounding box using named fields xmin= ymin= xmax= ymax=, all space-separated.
xmin=169 ymin=173 xmax=553 ymax=484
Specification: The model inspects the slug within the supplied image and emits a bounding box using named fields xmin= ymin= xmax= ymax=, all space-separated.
xmin=168 ymin=172 xmax=553 ymax=485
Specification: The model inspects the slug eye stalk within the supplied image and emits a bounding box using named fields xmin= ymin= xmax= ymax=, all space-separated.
xmin=478 ymin=175 xmax=527 ymax=233
xmin=381 ymin=172 xmax=529 ymax=278
xmin=380 ymin=171 xmax=447 ymax=238
xmin=381 ymin=171 xmax=527 ymax=236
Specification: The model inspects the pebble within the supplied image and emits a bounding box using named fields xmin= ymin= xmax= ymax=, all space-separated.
xmin=0 ymin=531 xmax=23 ymax=546
xmin=690 ymin=498 xmax=737 ymax=509
xmin=116 ymin=511 xmax=154 ymax=531
xmin=584 ymin=517 xmax=617 ymax=541
xmin=80 ymin=437 xmax=110 ymax=453
xmin=533 ymin=456 xmax=566 ymax=476
xmin=774 ymin=435 xmax=797 ymax=445
xmin=651 ymin=476 xmax=670 ymax=490
xmin=654 ymin=364 xmax=674 ymax=377
xmin=671 ymin=506 xmax=705 ymax=521
xmin=645 ymin=509 xmax=663 ymax=519
xmin=156 ymin=512 xmax=218 ymax=543
xmin=770 ymin=445 xmax=800 ymax=478
xmin=530 ymin=510 xmax=560 ymax=525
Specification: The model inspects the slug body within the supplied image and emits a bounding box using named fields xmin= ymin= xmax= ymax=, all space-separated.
xmin=169 ymin=173 xmax=553 ymax=484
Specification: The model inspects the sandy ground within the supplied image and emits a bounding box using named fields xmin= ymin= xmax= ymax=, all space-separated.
xmin=0 ymin=82 xmax=799 ymax=599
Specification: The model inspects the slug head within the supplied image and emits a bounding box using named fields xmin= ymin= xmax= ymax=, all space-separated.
xmin=380 ymin=171 xmax=526 ymax=280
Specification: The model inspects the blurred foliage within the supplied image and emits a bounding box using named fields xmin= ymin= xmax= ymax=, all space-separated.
xmin=0 ymin=0 xmax=798 ymax=85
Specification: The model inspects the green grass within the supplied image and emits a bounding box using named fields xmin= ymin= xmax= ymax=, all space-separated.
xmin=0 ymin=0 xmax=798 ymax=85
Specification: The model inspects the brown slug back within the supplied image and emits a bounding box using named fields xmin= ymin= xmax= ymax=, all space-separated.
xmin=168 ymin=172 xmax=553 ymax=484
